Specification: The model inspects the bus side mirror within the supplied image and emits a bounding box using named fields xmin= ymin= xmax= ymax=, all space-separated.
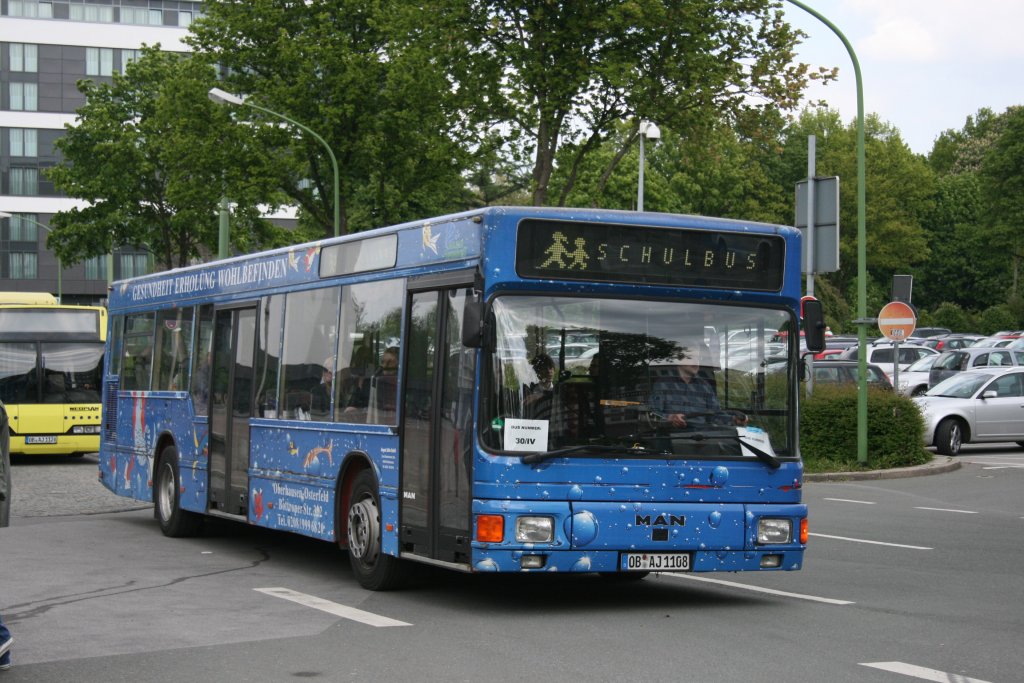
xmin=801 ymin=297 xmax=827 ymax=353
xmin=462 ymin=291 xmax=494 ymax=350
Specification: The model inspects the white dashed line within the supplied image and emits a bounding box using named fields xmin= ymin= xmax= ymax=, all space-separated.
xmin=809 ymin=533 xmax=932 ymax=550
xmin=659 ymin=573 xmax=855 ymax=605
xmin=861 ymin=661 xmax=992 ymax=682
xmin=914 ymin=507 xmax=978 ymax=514
xmin=823 ymin=497 xmax=876 ymax=504
xmin=255 ymin=587 xmax=411 ymax=627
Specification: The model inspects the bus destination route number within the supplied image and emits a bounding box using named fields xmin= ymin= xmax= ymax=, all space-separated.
xmin=516 ymin=219 xmax=785 ymax=291
xmin=622 ymin=552 xmax=693 ymax=572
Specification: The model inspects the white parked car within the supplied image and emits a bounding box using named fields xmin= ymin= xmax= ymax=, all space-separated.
xmin=838 ymin=343 xmax=937 ymax=380
xmin=914 ymin=367 xmax=1024 ymax=455
xmin=897 ymin=353 xmax=940 ymax=396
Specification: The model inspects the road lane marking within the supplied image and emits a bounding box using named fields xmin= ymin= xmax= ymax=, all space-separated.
xmin=659 ymin=573 xmax=854 ymax=605
xmin=809 ymin=533 xmax=932 ymax=550
xmin=861 ymin=661 xmax=992 ymax=682
xmin=255 ymin=587 xmax=411 ymax=627
xmin=982 ymin=465 xmax=1024 ymax=470
xmin=823 ymin=497 xmax=876 ymax=504
xmin=914 ymin=507 xmax=978 ymax=514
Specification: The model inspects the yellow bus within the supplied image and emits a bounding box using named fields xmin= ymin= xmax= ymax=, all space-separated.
xmin=0 ymin=298 xmax=105 ymax=456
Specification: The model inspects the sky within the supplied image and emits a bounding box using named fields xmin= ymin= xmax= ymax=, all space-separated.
xmin=781 ymin=0 xmax=1024 ymax=154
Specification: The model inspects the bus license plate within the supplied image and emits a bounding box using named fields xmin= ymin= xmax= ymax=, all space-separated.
xmin=622 ymin=552 xmax=692 ymax=572
xmin=26 ymin=436 xmax=58 ymax=444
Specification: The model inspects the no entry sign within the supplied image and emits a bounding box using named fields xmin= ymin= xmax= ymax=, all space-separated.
xmin=878 ymin=301 xmax=917 ymax=341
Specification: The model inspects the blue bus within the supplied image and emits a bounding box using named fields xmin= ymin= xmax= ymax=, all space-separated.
xmin=99 ymin=207 xmax=825 ymax=590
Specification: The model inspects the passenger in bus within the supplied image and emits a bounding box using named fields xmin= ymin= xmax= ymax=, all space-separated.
xmin=652 ymin=348 xmax=746 ymax=430
xmin=191 ymin=351 xmax=212 ymax=410
xmin=338 ymin=345 xmax=372 ymax=421
xmin=310 ymin=357 xmax=334 ymax=418
xmin=367 ymin=347 xmax=400 ymax=423
xmin=523 ymin=353 xmax=556 ymax=419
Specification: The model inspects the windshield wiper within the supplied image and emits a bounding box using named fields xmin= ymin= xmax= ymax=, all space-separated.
xmin=521 ymin=443 xmax=667 ymax=465
xmin=671 ymin=430 xmax=781 ymax=469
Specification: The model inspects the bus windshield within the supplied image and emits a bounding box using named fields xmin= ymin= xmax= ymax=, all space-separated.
xmin=481 ymin=295 xmax=793 ymax=458
xmin=0 ymin=341 xmax=103 ymax=404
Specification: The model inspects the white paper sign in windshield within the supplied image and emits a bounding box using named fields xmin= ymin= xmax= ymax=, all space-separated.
xmin=737 ymin=426 xmax=775 ymax=459
xmin=503 ymin=419 xmax=550 ymax=452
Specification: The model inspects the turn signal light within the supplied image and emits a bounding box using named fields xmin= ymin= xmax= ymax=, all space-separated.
xmin=476 ymin=514 xmax=504 ymax=543
xmin=800 ymin=518 xmax=809 ymax=544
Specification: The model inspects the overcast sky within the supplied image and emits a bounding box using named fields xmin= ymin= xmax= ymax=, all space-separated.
xmin=781 ymin=0 xmax=1024 ymax=154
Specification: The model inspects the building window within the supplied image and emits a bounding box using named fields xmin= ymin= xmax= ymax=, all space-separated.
xmin=178 ymin=11 xmax=193 ymax=27
xmin=119 ymin=254 xmax=149 ymax=279
xmin=121 ymin=49 xmax=143 ymax=69
xmin=86 ymin=48 xmax=114 ymax=77
xmin=120 ymin=7 xmax=163 ymax=25
xmin=7 ymin=214 xmax=39 ymax=242
xmin=8 ymin=1 xmax=54 ymax=18
xmin=9 ymin=44 xmax=39 ymax=73
xmin=84 ymin=255 xmax=107 ymax=281
xmin=10 ymin=82 xmax=40 ymax=111
xmin=9 ymin=168 xmax=40 ymax=196
xmin=9 ymin=252 xmax=38 ymax=279
xmin=9 ymin=129 xmax=38 ymax=157
xmin=69 ymin=3 xmax=114 ymax=23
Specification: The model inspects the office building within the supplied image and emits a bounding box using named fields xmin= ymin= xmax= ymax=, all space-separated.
xmin=1 ymin=0 xmax=199 ymax=304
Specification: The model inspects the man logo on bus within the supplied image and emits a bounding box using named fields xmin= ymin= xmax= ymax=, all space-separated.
xmin=635 ymin=514 xmax=685 ymax=527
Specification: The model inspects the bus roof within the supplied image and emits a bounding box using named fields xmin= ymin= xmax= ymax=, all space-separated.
xmin=107 ymin=206 xmax=798 ymax=312
xmin=0 ymin=292 xmax=58 ymax=305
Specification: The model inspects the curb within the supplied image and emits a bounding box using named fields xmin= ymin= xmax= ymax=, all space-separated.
xmin=804 ymin=455 xmax=961 ymax=482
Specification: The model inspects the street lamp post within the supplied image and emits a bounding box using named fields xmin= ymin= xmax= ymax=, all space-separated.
xmin=0 ymin=211 xmax=61 ymax=302
xmin=785 ymin=0 xmax=869 ymax=463
xmin=208 ymin=87 xmax=341 ymax=238
xmin=637 ymin=121 xmax=661 ymax=212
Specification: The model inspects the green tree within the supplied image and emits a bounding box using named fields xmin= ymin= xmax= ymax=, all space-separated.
xmin=47 ymin=47 xmax=286 ymax=270
xmin=188 ymin=0 xmax=475 ymax=236
xmin=777 ymin=109 xmax=934 ymax=321
xmin=460 ymin=0 xmax=815 ymax=206
xmin=920 ymin=106 xmax=1024 ymax=317
xmin=978 ymin=106 xmax=1024 ymax=296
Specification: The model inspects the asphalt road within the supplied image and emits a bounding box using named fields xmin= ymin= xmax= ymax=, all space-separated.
xmin=1 ymin=446 xmax=1022 ymax=683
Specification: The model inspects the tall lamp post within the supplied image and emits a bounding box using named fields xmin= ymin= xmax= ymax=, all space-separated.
xmin=637 ymin=120 xmax=661 ymax=212
xmin=0 ymin=211 xmax=61 ymax=302
xmin=208 ymin=87 xmax=341 ymax=238
xmin=785 ymin=0 xmax=869 ymax=464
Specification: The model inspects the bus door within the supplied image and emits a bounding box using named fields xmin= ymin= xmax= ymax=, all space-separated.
xmin=208 ymin=304 xmax=256 ymax=516
xmin=400 ymin=276 xmax=476 ymax=565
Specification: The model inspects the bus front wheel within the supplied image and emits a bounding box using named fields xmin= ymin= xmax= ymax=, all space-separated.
xmin=346 ymin=469 xmax=407 ymax=590
xmin=155 ymin=445 xmax=203 ymax=537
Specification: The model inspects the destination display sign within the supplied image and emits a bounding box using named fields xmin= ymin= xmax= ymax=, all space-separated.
xmin=516 ymin=219 xmax=785 ymax=291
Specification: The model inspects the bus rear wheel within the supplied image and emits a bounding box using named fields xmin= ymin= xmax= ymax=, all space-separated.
xmin=154 ymin=444 xmax=203 ymax=537
xmin=346 ymin=469 xmax=407 ymax=590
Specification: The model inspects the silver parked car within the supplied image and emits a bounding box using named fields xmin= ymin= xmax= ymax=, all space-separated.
xmin=914 ymin=367 xmax=1024 ymax=455
xmin=927 ymin=347 xmax=1024 ymax=388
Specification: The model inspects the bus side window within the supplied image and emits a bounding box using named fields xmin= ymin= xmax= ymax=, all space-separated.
xmin=121 ymin=313 xmax=155 ymax=391
xmin=281 ymin=287 xmax=339 ymax=421
xmin=191 ymin=305 xmax=214 ymax=416
xmin=337 ymin=279 xmax=404 ymax=425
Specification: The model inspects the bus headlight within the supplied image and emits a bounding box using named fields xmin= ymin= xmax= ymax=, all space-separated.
xmin=516 ymin=516 xmax=554 ymax=543
xmin=757 ymin=518 xmax=793 ymax=544
xmin=72 ymin=425 xmax=101 ymax=435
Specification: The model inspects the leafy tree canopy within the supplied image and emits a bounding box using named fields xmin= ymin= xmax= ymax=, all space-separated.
xmin=187 ymin=0 xmax=476 ymax=237
xmin=459 ymin=0 xmax=819 ymax=206
xmin=47 ymin=47 xmax=288 ymax=269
